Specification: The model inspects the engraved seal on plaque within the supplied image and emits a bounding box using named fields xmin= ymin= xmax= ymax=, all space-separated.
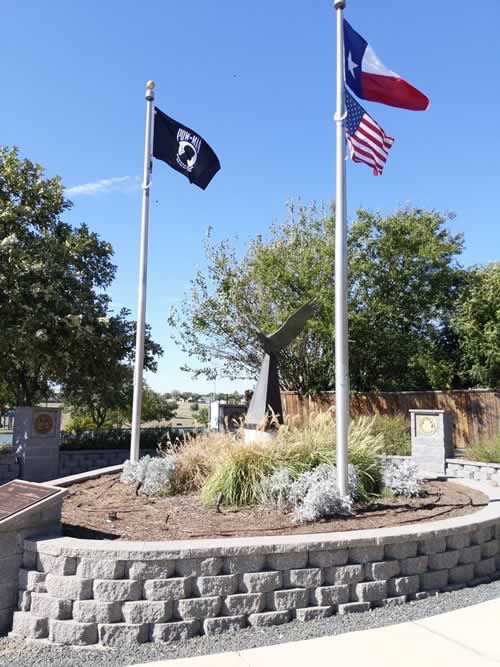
xmin=33 ymin=412 xmax=54 ymax=434
xmin=416 ymin=414 xmax=438 ymax=436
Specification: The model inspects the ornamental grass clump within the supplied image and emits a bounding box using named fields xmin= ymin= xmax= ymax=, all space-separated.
xmin=467 ymin=434 xmax=500 ymax=465
xmin=382 ymin=458 xmax=421 ymax=497
xmin=121 ymin=454 xmax=176 ymax=496
xmin=370 ymin=415 xmax=411 ymax=456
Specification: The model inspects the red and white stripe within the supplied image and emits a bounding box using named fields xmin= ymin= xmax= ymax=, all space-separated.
xmin=347 ymin=112 xmax=394 ymax=176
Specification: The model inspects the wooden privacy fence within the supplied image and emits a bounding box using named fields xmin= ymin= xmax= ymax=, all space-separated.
xmin=281 ymin=390 xmax=500 ymax=448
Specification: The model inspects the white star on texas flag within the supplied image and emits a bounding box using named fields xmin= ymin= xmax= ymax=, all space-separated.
xmin=348 ymin=51 xmax=358 ymax=78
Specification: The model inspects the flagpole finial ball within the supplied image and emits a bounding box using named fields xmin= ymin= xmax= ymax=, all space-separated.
xmin=334 ymin=0 xmax=346 ymax=8
xmin=146 ymin=80 xmax=155 ymax=90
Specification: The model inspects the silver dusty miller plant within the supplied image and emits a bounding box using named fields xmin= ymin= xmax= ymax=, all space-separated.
xmin=258 ymin=467 xmax=294 ymax=511
xmin=382 ymin=458 xmax=422 ymax=497
xmin=121 ymin=454 xmax=176 ymax=496
xmin=258 ymin=463 xmax=359 ymax=523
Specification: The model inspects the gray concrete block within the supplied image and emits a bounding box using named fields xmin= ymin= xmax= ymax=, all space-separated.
xmin=122 ymin=600 xmax=171 ymax=624
xmin=420 ymin=569 xmax=448 ymax=591
xmin=144 ymin=578 xmax=190 ymax=601
xmin=222 ymin=593 xmax=265 ymax=616
xmin=194 ymin=575 xmax=238 ymax=597
xmin=153 ymin=620 xmax=200 ymax=643
xmin=30 ymin=593 xmax=72 ymax=620
xmin=72 ymin=600 xmax=122 ymax=624
xmin=49 ymin=619 xmax=98 ymax=646
xmin=338 ymin=602 xmax=371 ymax=614
xmin=248 ymin=610 xmax=291 ymax=627
xmin=428 ymin=550 xmax=459 ymax=570
xmin=313 ymin=585 xmax=349 ymax=606
xmin=380 ymin=596 xmax=407 ymax=607
xmin=388 ymin=576 xmax=419 ymax=597
xmin=18 ymin=590 xmax=31 ymax=612
xmin=308 ymin=550 xmax=348 ymax=568
xmin=273 ymin=588 xmax=309 ymax=611
xmin=46 ymin=575 xmax=93 ymax=600
xmin=326 ymin=564 xmax=364 ymax=586
xmin=18 ymin=569 xmax=46 ymax=592
xmin=459 ymin=545 xmax=482 ymax=564
xmin=266 ymin=552 xmax=308 ymax=571
xmin=98 ymin=623 xmax=149 ymax=647
xmin=354 ymin=581 xmax=387 ymax=603
xmin=177 ymin=596 xmax=221 ymax=620
xmin=127 ymin=561 xmax=175 ymax=581
xmin=203 ymin=615 xmax=246 ymax=635
xmin=446 ymin=534 xmax=471 ymax=550
xmin=284 ymin=568 xmax=322 ymax=589
xmin=93 ymin=579 xmax=142 ymax=602
xmin=384 ymin=542 xmax=418 ymax=560
xmin=295 ymin=606 xmax=333 ymax=621
xmin=365 ymin=561 xmax=400 ymax=581
xmin=10 ymin=611 xmax=48 ymax=639
xmin=448 ymin=564 xmax=474 ymax=585
xmin=37 ymin=554 xmax=76 ymax=576
xmin=349 ymin=546 xmax=384 ymax=564
xmin=471 ymin=526 xmax=494 ymax=545
xmin=399 ymin=556 xmax=429 ymax=576
xmin=176 ymin=558 xmax=223 ymax=577
xmin=241 ymin=571 xmax=282 ymax=593
xmin=223 ymin=555 xmax=266 ymax=574
xmin=475 ymin=558 xmax=496 ymax=578
xmin=481 ymin=541 xmax=499 ymax=558
xmin=77 ymin=559 xmax=125 ymax=580
xmin=419 ymin=538 xmax=446 ymax=555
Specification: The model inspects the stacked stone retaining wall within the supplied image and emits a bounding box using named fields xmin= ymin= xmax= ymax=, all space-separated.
xmin=58 ymin=450 xmax=134 ymax=477
xmin=9 ymin=479 xmax=500 ymax=647
xmin=0 ymin=455 xmax=20 ymax=486
xmin=0 ymin=490 xmax=64 ymax=634
xmin=447 ymin=459 xmax=500 ymax=485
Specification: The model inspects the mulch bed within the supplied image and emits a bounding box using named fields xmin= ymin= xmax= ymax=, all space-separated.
xmin=61 ymin=473 xmax=488 ymax=541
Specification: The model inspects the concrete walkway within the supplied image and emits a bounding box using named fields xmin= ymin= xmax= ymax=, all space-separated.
xmin=131 ymin=597 xmax=500 ymax=666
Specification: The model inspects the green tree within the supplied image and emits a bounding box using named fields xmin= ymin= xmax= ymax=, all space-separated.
xmin=140 ymin=385 xmax=178 ymax=423
xmin=0 ymin=146 xmax=162 ymax=405
xmin=197 ymin=405 xmax=209 ymax=426
xmin=169 ymin=202 xmax=465 ymax=392
xmin=453 ymin=262 xmax=500 ymax=388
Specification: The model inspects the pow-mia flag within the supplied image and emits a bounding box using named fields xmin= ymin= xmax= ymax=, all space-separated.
xmin=153 ymin=107 xmax=220 ymax=190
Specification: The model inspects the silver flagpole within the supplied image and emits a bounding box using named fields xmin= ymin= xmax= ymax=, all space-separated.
xmin=130 ymin=80 xmax=156 ymax=463
xmin=334 ymin=0 xmax=349 ymax=495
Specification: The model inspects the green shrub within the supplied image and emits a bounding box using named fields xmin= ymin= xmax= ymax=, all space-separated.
xmin=467 ymin=434 xmax=500 ymax=464
xmin=370 ymin=415 xmax=411 ymax=456
xmin=60 ymin=427 xmax=193 ymax=451
xmin=0 ymin=444 xmax=13 ymax=457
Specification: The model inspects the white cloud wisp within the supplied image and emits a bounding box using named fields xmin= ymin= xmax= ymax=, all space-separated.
xmin=66 ymin=175 xmax=136 ymax=197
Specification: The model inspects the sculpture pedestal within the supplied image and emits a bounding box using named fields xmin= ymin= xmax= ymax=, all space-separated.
xmin=243 ymin=428 xmax=276 ymax=444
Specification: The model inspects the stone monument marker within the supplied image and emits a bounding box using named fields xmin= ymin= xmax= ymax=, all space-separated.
xmin=14 ymin=407 xmax=62 ymax=483
xmin=410 ymin=409 xmax=454 ymax=478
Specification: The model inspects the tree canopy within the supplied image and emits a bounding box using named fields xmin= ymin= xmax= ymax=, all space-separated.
xmin=0 ymin=146 xmax=162 ymax=406
xmin=453 ymin=262 xmax=500 ymax=389
xmin=170 ymin=202 xmax=476 ymax=393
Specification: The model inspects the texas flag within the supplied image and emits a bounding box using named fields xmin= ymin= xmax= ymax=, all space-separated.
xmin=344 ymin=20 xmax=429 ymax=112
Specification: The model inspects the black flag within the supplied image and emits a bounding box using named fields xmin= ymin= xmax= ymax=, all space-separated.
xmin=152 ymin=107 xmax=220 ymax=190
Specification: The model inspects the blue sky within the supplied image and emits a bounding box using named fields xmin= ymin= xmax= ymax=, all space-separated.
xmin=2 ymin=1 xmax=499 ymax=394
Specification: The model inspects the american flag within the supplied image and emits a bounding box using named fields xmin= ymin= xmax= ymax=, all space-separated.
xmin=345 ymin=89 xmax=394 ymax=176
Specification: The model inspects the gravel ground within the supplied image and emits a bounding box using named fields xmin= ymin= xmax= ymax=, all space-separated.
xmin=2 ymin=581 xmax=500 ymax=667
